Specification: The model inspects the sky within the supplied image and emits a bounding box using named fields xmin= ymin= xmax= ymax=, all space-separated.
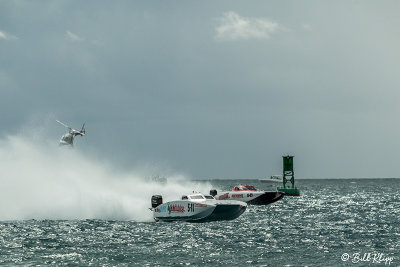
xmin=1 ymin=1 xmax=400 ymax=179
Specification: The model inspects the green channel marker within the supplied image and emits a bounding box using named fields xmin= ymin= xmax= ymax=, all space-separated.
xmin=277 ymin=155 xmax=300 ymax=196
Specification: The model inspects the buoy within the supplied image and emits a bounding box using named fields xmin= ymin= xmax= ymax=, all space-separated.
xmin=277 ymin=155 xmax=300 ymax=196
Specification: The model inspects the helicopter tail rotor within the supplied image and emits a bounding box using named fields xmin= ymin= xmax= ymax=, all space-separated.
xmin=80 ymin=123 xmax=86 ymax=135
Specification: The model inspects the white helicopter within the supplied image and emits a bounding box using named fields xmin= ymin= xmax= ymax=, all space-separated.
xmin=56 ymin=120 xmax=86 ymax=146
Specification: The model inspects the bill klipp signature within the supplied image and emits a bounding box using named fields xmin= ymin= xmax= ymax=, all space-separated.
xmin=341 ymin=252 xmax=394 ymax=265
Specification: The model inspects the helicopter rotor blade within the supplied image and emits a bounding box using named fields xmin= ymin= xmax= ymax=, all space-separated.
xmin=56 ymin=120 xmax=71 ymax=129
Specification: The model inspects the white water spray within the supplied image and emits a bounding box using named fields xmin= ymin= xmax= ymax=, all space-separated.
xmin=0 ymin=132 xmax=212 ymax=221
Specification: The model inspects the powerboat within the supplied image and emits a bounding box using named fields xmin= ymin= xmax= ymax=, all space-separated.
xmin=210 ymin=184 xmax=284 ymax=205
xmin=259 ymin=175 xmax=283 ymax=183
xmin=151 ymin=193 xmax=247 ymax=222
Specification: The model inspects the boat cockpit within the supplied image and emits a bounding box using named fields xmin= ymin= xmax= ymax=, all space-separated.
xmin=232 ymin=185 xmax=257 ymax=191
xmin=181 ymin=194 xmax=215 ymax=201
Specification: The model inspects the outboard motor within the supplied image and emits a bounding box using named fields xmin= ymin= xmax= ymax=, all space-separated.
xmin=151 ymin=195 xmax=163 ymax=208
xmin=210 ymin=189 xmax=217 ymax=197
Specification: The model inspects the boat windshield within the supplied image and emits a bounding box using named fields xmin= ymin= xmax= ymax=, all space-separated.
xmin=234 ymin=185 xmax=257 ymax=191
xmin=245 ymin=185 xmax=257 ymax=190
xmin=204 ymin=195 xmax=214 ymax=199
xmin=189 ymin=195 xmax=205 ymax=200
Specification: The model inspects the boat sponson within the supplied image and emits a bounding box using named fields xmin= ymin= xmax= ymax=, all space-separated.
xmin=196 ymin=204 xmax=247 ymax=222
xmin=278 ymin=187 xmax=300 ymax=196
xmin=247 ymin=191 xmax=284 ymax=205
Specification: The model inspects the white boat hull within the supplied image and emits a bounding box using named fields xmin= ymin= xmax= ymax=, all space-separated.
xmin=153 ymin=199 xmax=247 ymax=222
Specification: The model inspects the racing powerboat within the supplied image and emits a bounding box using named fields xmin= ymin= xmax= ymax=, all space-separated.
xmin=151 ymin=193 xmax=247 ymax=222
xmin=259 ymin=175 xmax=283 ymax=183
xmin=210 ymin=184 xmax=284 ymax=205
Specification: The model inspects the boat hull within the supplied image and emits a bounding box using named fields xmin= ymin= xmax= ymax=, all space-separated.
xmin=153 ymin=201 xmax=216 ymax=222
xmin=153 ymin=199 xmax=247 ymax=222
xmin=197 ymin=202 xmax=247 ymax=222
xmin=215 ymin=191 xmax=284 ymax=205
xmin=247 ymin=191 xmax=284 ymax=205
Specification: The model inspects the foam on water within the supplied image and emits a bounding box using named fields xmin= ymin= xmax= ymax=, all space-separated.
xmin=0 ymin=132 xmax=212 ymax=221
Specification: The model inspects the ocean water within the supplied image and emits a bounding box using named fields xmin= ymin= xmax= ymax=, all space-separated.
xmin=1 ymin=179 xmax=399 ymax=266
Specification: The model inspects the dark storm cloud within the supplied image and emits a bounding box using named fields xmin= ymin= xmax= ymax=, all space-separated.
xmin=1 ymin=1 xmax=400 ymax=178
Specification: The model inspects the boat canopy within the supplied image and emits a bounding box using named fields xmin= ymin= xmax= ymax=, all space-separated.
xmin=188 ymin=194 xmax=205 ymax=200
xmin=181 ymin=193 xmax=216 ymax=201
xmin=232 ymin=185 xmax=257 ymax=191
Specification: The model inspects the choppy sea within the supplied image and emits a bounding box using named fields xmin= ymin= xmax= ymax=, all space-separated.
xmin=1 ymin=179 xmax=399 ymax=266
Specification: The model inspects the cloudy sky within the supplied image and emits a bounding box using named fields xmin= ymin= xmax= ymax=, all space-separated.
xmin=1 ymin=1 xmax=400 ymax=179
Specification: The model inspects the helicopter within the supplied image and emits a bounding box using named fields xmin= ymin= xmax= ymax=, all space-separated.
xmin=56 ymin=120 xmax=86 ymax=146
